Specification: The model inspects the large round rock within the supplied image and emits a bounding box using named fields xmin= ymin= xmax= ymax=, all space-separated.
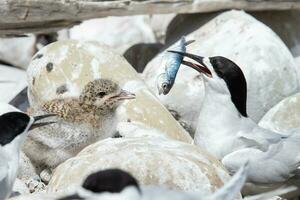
xmin=48 ymin=136 xmax=233 ymax=197
xmin=69 ymin=16 xmax=156 ymax=54
xmin=259 ymin=93 xmax=300 ymax=133
xmin=143 ymin=10 xmax=299 ymax=132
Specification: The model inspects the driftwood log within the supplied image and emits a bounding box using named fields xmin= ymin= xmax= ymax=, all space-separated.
xmin=1 ymin=0 xmax=300 ymax=35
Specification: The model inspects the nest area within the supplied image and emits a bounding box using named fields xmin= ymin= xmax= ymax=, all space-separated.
xmin=1 ymin=1 xmax=300 ymax=200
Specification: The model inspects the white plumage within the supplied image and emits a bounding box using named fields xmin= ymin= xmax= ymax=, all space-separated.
xmin=169 ymin=51 xmax=300 ymax=185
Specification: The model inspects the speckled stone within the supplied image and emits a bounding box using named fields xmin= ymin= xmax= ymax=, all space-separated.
xmin=47 ymin=135 xmax=234 ymax=198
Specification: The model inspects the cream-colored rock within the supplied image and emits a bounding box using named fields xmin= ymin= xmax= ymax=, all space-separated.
xmin=69 ymin=16 xmax=156 ymax=54
xmin=0 ymin=36 xmax=36 ymax=69
xmin=143 ymin=10 xmax=299 ymax=133
xmin=0 ymin=64 xmax=27 ymax=103
xmin=259 ymin=93 xmax=300 ymax=133
xmin=48 ymin=136 xmax=231 ymax=197
xmin=25 ymin=40 xmax=192 ymax=175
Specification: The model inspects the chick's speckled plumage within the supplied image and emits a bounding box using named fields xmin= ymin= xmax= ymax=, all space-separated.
xmin=23 ymin=79 xmax=126 ymax=177
xmin=42 ymin=79 xmax=121 ymax=127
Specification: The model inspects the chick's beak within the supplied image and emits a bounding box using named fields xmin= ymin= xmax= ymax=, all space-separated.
xmin=29 ymin=114 xmax=56 ymax=130
xmin=167 ymin=50 xmax=212 ymax=77
xmin=111 ymin=90 xmax=136 ymax=101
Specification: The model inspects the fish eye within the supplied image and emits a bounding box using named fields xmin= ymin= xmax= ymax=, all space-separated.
xmin=97 ymin=92 xmax=106 ymax=98
xmin=162 ymin=83 xmax=168 ymax=89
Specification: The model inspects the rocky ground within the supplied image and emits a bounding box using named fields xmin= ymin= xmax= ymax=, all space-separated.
xmin=0 ymin=9 xmax=300 ymax=200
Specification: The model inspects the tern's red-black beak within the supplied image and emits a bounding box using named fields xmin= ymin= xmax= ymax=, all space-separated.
xmin=168 ymin=50 xmax=212 ymax=77
xmin=29 ymin=114 xmax=56 ymax=130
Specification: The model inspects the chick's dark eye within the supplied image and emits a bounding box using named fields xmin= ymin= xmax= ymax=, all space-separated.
xmin=97 ymin=92 xmax=106 ymax=98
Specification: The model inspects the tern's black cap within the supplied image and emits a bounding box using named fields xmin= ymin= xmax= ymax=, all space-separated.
xmin=82 ymin=169 xmax=140 ymax=194
xmin=0 ymin=112 xmax=30 ymax=146
xmin=209 ymin=56 xmax=248 ymax=117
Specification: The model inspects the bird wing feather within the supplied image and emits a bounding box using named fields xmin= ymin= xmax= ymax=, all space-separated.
xmin=208 ymin=162 xmax=248 ymax=200
xmin=237 ymin=126 xmax=284 ymax=151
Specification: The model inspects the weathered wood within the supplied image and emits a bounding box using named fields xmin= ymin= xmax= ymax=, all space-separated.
xmin=1 ymin=0 xmax=300 ymax=35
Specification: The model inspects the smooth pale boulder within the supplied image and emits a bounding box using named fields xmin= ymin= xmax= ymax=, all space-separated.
xmin=259 ymin=93 xmax=300 ymax=133
xmin=143 ymin=10 xmax=299 ymax=133
xmin=0 ymin=36 xmax=36 ymax=69
xmin=47 ymin=135 xmax=234 ymax=197
xmin=69 ymin=16 xmax=156 ymax=54
xmin=0 ymin=64 xmax=27 ymax=103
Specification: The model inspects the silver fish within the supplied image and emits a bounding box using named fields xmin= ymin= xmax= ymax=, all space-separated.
xmin=157 ymin=36 xmax=194 ymax=95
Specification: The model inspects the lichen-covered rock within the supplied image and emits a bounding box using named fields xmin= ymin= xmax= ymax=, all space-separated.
xmin=47 ymin=136 xmax=232 ymax=197
xmin=143 ymin=10 xmax=299 ymax=133
xmin=0 ymin=64 xmax=27 ymax=103
xmin=69 ymin=16 xmax=156 ymax=54
xmin=259 ymin=93 xmax=300 ymax=133
xmin=25 ymin=40 xmax=192 ymax=175
xmin=0 ymin=36 xmax=36 ymax=69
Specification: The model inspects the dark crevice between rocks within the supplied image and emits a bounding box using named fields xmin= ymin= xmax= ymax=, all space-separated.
xmin=9 ymin=87 xmax=29 ymax=112
xmin=112 ymin=131 xmax=123 ymax=138
xmin=123 ymin=43 xmax=164 ymax=73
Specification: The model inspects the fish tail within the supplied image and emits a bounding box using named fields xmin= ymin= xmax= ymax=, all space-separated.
xmin=185 ymin=39 xmax=195 ymax=46
xmin=181 ymin=35 xmax=195 ymax=46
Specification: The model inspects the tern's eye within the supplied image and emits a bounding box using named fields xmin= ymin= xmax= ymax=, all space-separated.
xmin=97 ymin=92 xmax=106 ymax=98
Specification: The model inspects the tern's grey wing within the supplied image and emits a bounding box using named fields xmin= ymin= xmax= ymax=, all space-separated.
xmin=237 ymin=125 xmax=284 ymax=151
xmin=208 ymin=162 xmax=248 ymax=200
